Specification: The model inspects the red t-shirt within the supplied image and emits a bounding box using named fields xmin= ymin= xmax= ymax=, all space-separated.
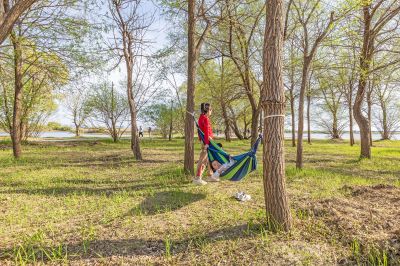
xmin=198 ymin=113 xmax=213 ymax=145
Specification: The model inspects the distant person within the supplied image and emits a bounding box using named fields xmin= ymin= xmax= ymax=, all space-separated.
xmin=139 ymin=126 xmax=143 ymax=137
xmin=148 ymin=127 xmax=152 ymax=138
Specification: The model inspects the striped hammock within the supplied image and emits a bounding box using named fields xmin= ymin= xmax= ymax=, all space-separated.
xmin=194 ymin=118 xmax=262 ymax=181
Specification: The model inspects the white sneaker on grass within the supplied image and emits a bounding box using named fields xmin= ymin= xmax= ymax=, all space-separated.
xmin=234 ymin=191 xmax=251 ymax=201
xmin=193 ymin=178 xmax=207 ymax=185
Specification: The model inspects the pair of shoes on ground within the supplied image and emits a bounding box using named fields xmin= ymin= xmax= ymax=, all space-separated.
xmin=234 ymin=191 xmax=251 ymax=202
xmin=193 ymin=174 xmax=220 ymax=186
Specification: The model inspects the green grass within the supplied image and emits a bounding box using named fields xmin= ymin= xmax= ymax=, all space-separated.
xmin=0 ymin=137 xmax=399 ymax=265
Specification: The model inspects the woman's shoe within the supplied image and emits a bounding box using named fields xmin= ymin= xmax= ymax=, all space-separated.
xmin=193 ymin=178 xmax=207 ymax=185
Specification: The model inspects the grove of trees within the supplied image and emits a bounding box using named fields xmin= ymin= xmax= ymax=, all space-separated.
xmin=1 ymin=0 xmax=400 ymax=230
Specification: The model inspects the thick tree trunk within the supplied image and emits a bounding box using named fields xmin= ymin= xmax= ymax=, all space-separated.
xmin=262 ymin=0 xmax=292 ymax=231
xmin=306 ymin=93 xmax=311 ymax=144
xmin=290 ymin=89 xmax=296 ymax=147
xmin=184 ymin=0 xmax=196 ymax=175
xmin=296 ymin=57 xmax=311 ymax=169
xmin=353 ymin=6 xmax=372 ymax=159
xmin=10 ymin=31 xmax=23 ymax=159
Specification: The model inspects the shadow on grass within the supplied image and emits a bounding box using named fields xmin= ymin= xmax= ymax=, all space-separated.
xmin=127 ymin=191 xmax=206 ymax=216
xmin=1 ymin=183 xmax=169 ymax=197
xmin=0 ymin=224 xmax=253 ymax=263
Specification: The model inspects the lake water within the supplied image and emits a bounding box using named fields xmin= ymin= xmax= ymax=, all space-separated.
xmin=0 ymin=131 xmax=399 ymax=140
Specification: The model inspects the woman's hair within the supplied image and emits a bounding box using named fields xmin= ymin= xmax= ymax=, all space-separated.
xmin=200 ymin=103 xmax=211 ymax=114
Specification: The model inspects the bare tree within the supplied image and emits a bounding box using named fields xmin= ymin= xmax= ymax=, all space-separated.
xmin=353 ymin=0 xmax=400 ymax=158
xmin=336 ymin=45 xmax=358 ymax=146
xmin=108 ymin=0 xmax=154 ymax=160
xmin=284 ymin=37 xmax=300 ymax=147
xmin=262 ymin=0 xmax=292 ymax=231
xmin=292 ymin=0 xmax=338 ymax=169
xmin=65 ymin=86 xmax=91 ymax=137
xmin=373 ymin=72 xmax=400 ymax=140
xmin=316 ymin=72 xmax=346 ymax=139
xmin=88 ymin=82 xmax=130 ymax=142
xmin=224 ymin=0 xmax=265 ymax=146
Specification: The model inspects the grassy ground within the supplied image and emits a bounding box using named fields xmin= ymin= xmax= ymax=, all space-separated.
xmin=0 ymin=137 xmax=399 ymax=265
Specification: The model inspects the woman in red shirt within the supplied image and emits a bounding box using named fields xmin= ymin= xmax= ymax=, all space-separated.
xmin=193 ymin=103 xmax=219 ymax=185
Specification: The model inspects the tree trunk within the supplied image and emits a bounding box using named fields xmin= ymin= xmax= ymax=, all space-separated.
xmin=250 ymin=107 xmax=261 ymax=145
xmin=169 ymin=99 xmax=173 ymax=141
xmin=243 ymin=116 xmax=248 ymax=139
xmin=10 ymin=31 xmax=23 ymax=159
xmin=0 ymin=0 xmax=36 ymax=45
xmin=184 ymin=0 xmax=196 ymax=175
xmin=110 ymin=83 xmax=118 ymax=143
xmin=75 ymin=126 xmax=80 ymax=137
xmin=230 ymin=119 xmax=244 ymax=140
xmin=262 ymin=0 xmax=292 ymax=232
xmin=306 ymin=93 xmax=311 ymax=144
xmin=296 ymin=57 xmax=311 ymax=169
xmin=127 ymin=69 xmax=142 ymax=160
xmin=221 ymin=104 xmax=231 ymax=141
xmin=353 ymin=6 xmax=372 ymax=159
xmin=290 ymin=89 xmax=296 ymax=147
xmin=367 ymin=91 xmax=373 ymax=146
xmin=381 ymin=103 xmax=389 ymax=140
xmin=332 ymin=114 xmax=340 ymax=139
xmin=348 ymin=101 xmax=354 ymax=146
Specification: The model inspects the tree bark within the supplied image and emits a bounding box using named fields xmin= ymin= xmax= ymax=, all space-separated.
xmin=127 ymin=64 xmax=142 ymax=159
xmin=184 ymin=0 xmax=197 ymax=175
xmin=110 ymin=83 xmax=118 ymax=143
xmin=367 ymin=89 xmax=373 ymax=146
xmin=296 ymin=57 xmax=311 ymax=169
xmin=75 ymin=125 xmax=80 ymax=137
xmin=353 ymin=5 xmax=372 ymax=159
xmin=229 ymin=119 xmax=244 ymax=140
xmin=0 ymin=0 xmax=36 ymax=45
xmin=221 ymin=103 xmax=231 ymax=141
xmin=262 ymin=0 xmax=292 ymax=232
xmin=250 ymin=107 xmax=261 ymax=145
xmin=306 ymin=93 xmax=311 ymax=144
xmin=381 ymin=102 xmax=389 ymax=140
xmin=289 ymin=89 xmax=296 ymax=147
xmin=169 ymin=99 xmax=173 ymax=141
xmin=113 ymin=2 xmax=143 ymax=159
xmin=348 ymin=93 xmax=355 ymax=146
xmin=10 ymin=30 xmax=23 ymax=159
